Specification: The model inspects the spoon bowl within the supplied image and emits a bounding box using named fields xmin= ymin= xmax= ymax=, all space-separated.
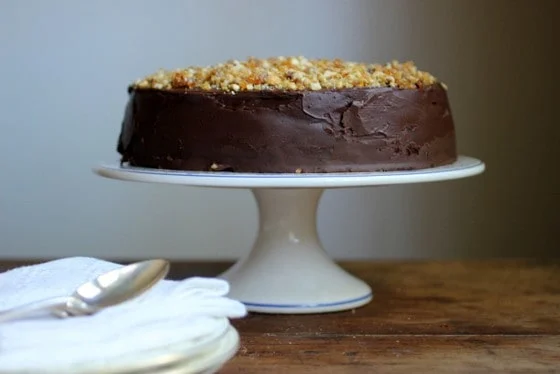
xmin=0 ymin=259 xmax=170 ymax=323
xmin=72 ymin=259 xmax=170 ymax=311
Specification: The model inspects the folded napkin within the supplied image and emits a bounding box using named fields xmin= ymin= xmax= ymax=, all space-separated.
xmin=0 ymin=257 xmax=247 ymax=372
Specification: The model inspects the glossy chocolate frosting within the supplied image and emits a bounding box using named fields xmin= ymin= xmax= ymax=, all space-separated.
xmin=117 ymin=83 xmax=457 ymax=173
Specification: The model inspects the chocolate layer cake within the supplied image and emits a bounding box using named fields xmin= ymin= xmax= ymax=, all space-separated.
xmin=117 ymin=57 xmax=457 ymax=173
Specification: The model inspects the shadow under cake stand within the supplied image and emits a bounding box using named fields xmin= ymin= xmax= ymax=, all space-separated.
xmin=94 ymin=155 xmax=485 ymax=314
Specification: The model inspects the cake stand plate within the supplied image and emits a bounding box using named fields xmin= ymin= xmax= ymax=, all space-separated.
xmin=94 ymin=155 xmax=484 ymax=314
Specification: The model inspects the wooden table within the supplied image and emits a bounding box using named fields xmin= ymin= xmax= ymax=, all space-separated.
xmin=1 ymin=259 xmax=559 ymax=372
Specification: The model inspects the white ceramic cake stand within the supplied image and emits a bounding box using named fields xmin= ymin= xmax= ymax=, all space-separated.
xmin=94 ymin=155 xmax=484 ymax=314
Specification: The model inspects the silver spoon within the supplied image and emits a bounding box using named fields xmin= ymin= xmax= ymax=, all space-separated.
xmin=0 ymin=259 xmax=170 ymax=323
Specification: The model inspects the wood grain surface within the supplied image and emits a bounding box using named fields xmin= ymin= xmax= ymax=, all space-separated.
xmin=2 ymin=259 xmax=559 ymax=372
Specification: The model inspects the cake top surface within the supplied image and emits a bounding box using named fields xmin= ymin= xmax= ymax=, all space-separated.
xmin=131 ymin=56 xmax=441 ymax=93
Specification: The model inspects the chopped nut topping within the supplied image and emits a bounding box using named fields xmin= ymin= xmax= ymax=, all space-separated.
xmin=132 ymin=56 xmax=439 ymax=92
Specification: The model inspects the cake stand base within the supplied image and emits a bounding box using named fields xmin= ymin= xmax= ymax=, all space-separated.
xmin=219 ymin=188 xmax=372 ymax=314
xmin=94 ymin=155 xmax=485 ymax=314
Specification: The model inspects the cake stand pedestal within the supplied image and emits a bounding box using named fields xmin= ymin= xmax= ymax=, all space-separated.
xmin=94 ymin=155 xmax=485 ymax=314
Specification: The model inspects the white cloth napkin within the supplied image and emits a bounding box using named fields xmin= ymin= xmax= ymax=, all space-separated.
xmin=0 ymin=257 xmax=247 ymax=372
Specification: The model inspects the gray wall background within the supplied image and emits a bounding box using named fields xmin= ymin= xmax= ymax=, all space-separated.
xmin=0 ymin=0 xmax=557 ymax=260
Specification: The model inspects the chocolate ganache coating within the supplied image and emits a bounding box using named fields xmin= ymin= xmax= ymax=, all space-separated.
xmin=117 ymin=83 xmax=457 ymax=173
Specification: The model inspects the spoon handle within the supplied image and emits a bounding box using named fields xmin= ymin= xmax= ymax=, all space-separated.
xmin=0 ymin=297 xmax=71 ymax=323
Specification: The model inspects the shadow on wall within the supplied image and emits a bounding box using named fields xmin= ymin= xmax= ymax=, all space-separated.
xmin=319 ymin=0 xmax=558 ymax=259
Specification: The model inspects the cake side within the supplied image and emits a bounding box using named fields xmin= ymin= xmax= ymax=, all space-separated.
xmin=117 ymin=84 xmax=456 ymax=173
